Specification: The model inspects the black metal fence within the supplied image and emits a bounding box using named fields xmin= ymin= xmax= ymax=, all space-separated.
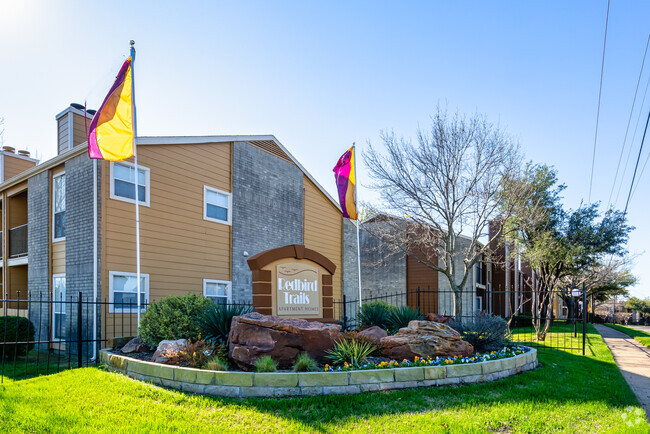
xmin=334 ymin=286 xmax=588 ymax=354
xmin=1 ymin=291 xmax=145 ymax=383
xmin=2 ymin=286 xmax=588 ymax=382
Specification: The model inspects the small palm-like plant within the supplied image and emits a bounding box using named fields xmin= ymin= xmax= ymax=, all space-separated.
xmin=197 ymin=303 xmax=253 ymax=345
xmin=387 ymin=306 xmax=423 ymax=333
xmin=325 ymin=338 xmax=376 ymax=367
xmin=254 ymin=355 xmax=278 ymax=372
xmin=293 ymin=353 xmax=318 ymax=372
xmin=358 ymin=301 xmax=394 ymax=329
xmin=205 ymin=355 xmax=229 ymax=371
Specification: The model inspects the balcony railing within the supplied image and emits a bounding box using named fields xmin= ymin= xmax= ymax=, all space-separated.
xmin=9 ymin=224 xmax=27 ymax=258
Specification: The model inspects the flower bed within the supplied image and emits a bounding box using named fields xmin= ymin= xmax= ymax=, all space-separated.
xmin=325 ymin=346 xmax=528 ymax=372
xmin=100 ymin=346 xmax=537 ymax=398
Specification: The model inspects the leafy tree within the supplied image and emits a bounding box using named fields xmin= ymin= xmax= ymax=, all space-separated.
xmin=626 ymin=297 xmax=650 ymax=316
xmin=503 ymin=164 xmax=633 ymax=340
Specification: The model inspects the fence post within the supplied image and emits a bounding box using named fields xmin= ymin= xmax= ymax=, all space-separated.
xmin=582 ymin=283 xmax=587 ymax=356
xmin=417 ymin=286 xmax=421 ymax=313
xmin=342 ymin=295 xmax=347 ymax=330
xmin=78 ymin=292 xmax=83 ymax=368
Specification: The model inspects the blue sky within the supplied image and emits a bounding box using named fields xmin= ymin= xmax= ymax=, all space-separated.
xmin=1 ymin=1 xmax=649 ymax=298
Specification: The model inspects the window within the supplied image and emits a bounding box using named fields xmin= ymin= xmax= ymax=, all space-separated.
xmin=203 ymin=279 xmax=231 ymax=304
xmin=52 ymin=274 xmax=66 ymax=340
xmin=475 ymin=296 xmax=483 ymax=312
xmin=110 ymin=162 xmax=150 ymax=206
xmin=109 ymin=271 xmax=149 ymax=313
xmin=53 ymin=173 xmax=65 ymax=241
xmin=203 ymin=186 xmax=231 ymax=224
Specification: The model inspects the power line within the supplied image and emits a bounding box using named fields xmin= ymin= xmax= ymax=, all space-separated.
xmin=624 ymin=107 xmax=650 ymax=215
xmin=614 ymin=72 xmax=650 ymax=206
xmin=588 ymin=0 xmax=611 ymax=203
xmin=608 ymin=34 xmax=650 ymax=208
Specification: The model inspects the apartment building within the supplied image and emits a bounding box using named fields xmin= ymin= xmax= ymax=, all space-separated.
xmin=1 ymin=104 xmax=358 ymax=350
xmin=358 ymin=215 xmax=489 ymax=317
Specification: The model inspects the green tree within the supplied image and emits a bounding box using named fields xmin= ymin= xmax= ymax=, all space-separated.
xmin=503 ymin=164 xmax=633 ymax=340
xmin=626 ymin=297 xmax=650 ymax=316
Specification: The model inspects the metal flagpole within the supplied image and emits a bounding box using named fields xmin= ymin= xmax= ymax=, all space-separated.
xmin=353 ymin=143 xmax=362 ymax=308
xmin=130 ymin=40 xmax=142 ymax=325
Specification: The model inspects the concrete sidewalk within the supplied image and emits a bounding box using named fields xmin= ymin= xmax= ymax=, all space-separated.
xmin=595 ymin=324 xmax=650 ymax=421
xmin=628 ymin=325 xmax=650 ymax=334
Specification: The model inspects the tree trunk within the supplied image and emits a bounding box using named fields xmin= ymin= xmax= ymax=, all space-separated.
xmin=452 ymin=289 xmax=463 ymax=323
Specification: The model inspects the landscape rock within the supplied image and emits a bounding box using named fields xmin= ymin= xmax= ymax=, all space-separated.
xmin=358 ymin=326 xmax=388 ymax=344
xmin=121 ymin=337 xmax=149 ymax=354
xmin=151 ymin=339 xmax=187 ymax=364
xmin=380 ymin=320 xmax=473 ymax=360
xmin=229 ymin=312 xmax=341 ymax=370
xmin=424 ymin=313 xmax=452 ymax=324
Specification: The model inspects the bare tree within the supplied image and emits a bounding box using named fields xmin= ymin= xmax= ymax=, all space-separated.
xmin=364 ymin=109 xmax=523 ymax=319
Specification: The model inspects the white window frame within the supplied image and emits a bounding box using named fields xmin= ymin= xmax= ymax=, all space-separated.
xmin=203 ymin=279 xmax=232 ymax=304
xmin=109 ymin=161 xmax=151 ymax=207
xmin=52 ymin=172 xmax=66 ymax=242
xmin=52 ymin=274 xmax=66 ymax=341
xmin=109 ymin=271 xmax=150 ymax=313
xmin=203 ymin=186 xmax=232 ymax=225
xmin=475 ymin=296 xmax=483 ymax=312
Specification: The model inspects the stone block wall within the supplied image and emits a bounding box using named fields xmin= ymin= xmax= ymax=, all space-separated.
xmin=231 ymin=142 xmax=303 ymax=303
xmin=27 ymin=171 xmax=51 ymax=349
xmin=65 ymin=155 xmax=101 ymax=357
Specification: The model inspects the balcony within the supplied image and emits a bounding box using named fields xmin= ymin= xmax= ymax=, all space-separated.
xmin=9 ymin=224 xmax=27 ymax=258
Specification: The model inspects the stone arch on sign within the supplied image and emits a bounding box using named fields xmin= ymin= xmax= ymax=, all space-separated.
xmin=247 ymin=245 xmax=336 ymax=320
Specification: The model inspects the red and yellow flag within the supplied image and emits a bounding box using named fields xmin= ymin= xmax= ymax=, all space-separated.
xmin=87 ymin=57 xmax=134 ymax=161
xmin=333 ymin=147 xmax=357 ymax=220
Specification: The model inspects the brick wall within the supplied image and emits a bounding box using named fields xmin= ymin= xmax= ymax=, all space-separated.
xmin=231 ymin=142 xmax=303 ymax=303
xmin=65 ymin=155 xmax=101 ymax=356
xmin=27 ymin=171 xmax=50 ymax=348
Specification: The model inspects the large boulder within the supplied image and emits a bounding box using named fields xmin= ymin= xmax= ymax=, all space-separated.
xmin=424 ymin=313 xmax=452 ymax=324
xmin=151 ymin=339 xmax=187 ymax=364
xmin=229 ymin=312 xmax=341 ymax=370
xmin=121 ymin=337 xmax=149 ymax=354
xmin=358 ymin=326 xmax=388 ymax=345
xmin=380 ymin=320 xmax=473 ymax=360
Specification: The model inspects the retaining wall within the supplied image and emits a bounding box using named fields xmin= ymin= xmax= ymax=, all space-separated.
xmin=100 ymin=348 xmax=538 ymax=398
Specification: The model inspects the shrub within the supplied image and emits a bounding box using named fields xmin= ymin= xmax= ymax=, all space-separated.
xmin=161 ymin=337 xmax=213 ymax=368
xmin=387 ymin=306 xmax=423 ymax=333
xmin=340 ymin=330 xmax=383 ymax=356
xmin=0 ymin=316 xmax=36 ymax=359
xmin=205 ymin=355 xmax=228 ymax=371
xmin=358 ymin=301 xmax=394 ymax=329
xmin=293 ymin=353 xmax=318 ymax=372
xmin=326 ymin=337 xmax=376 ymax=366
xmin=450 ymin=313 xmax=511 ymax=353
xmin=138 ymin=294 xmax=215 ymax=347
xmin=197 ymin=303 xmax=253 ymax=345
xmin=254 ymin=356 xmax=278 ymax=372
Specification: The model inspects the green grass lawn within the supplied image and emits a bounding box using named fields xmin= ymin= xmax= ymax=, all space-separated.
xmin=1 ymin=351 xmax=75 ymax=382
xmin=0 ymin=324 xmax=648 ymax=433
xmin=604 ymin=323 xmax=650 ymax=349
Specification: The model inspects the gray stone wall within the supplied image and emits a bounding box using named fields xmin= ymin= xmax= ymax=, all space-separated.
xmin=342 ymin=219 xmax=359 ymax=301
xmin=359 ymin=222 xmax=407 ymax=299
xmin=231 ymin=142 xmax=303 ymax=303
xmin=27 ymin=171 xmax=50 ymax=348
xmin=437 ymin=236 xmax=476 ymax=317
xmin=65 ymin=155 xmax=101 ymax=356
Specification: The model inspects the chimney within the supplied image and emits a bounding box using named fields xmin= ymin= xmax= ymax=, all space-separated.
xmin=55 ymin=103 xmax=94 ymax=155
xmin=0 ymin=146 xmax=38 ymax=182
